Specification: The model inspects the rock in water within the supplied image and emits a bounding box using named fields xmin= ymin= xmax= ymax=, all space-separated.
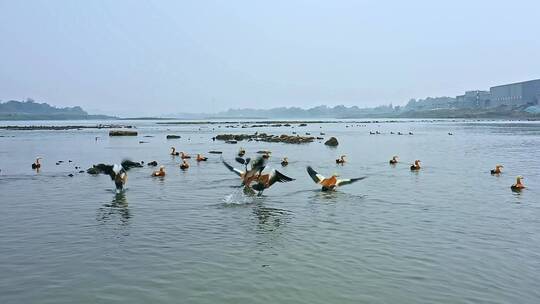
xmin=324 ymin=137 xmax=339 ymax=146
xmin=109 ymin=130 xmax=138 ymax=136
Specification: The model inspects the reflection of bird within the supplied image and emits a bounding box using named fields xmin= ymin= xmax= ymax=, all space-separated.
xmin=490 ymin=164 xmax=503 ymax=175
xmin=251 ymin=169 xmax=295 ymax=196
xmin=180 ymin=160 xmax=190 ymax=170
xmin=170 ymin=147 xmax=180 ymax=156
xmin=196 ymin=154 xmax=208 ymax=161
xmin=511 ymin=176 xmax=525 ymax=191
xmin=32 ymin=157 xmax=42 ymax=169
xmin=307 ymin=166 xmax=366 ymax=191
xmin=389 ymin=155 xmax=398 ymax=164
xmin=281 ymin=157 xmax=289 ymax=166
xmin=336 ymin=155 xmax=346 ymax=164
xmin=410 ymin=160 xmax=421 ymax=171
xmin=152 ymin=165 xmax=166 ymax=177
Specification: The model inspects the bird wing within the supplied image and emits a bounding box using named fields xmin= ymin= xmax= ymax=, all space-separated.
xmin=337 ymin=176 xmax=367 ymax=186
xmin=235 ymin=157 xmax=246 ymax=165
xmin=307 ymin=166 xmax=325 ymax=184
xmin=250 ymin=156 xmax=266 ymax=171
xmin=93 ymin=163 xmax=116 ymax=180
xmin=121 ymin=159 xmax=142 ymax=170
xmin=267 ymin=169 xmax=295 ymax=187
xmin=222 ymin=160 xmax=245 ymax=177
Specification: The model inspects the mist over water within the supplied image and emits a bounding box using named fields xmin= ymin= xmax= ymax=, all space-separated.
xmin=1 ymin=119 xmax=540 ymax=303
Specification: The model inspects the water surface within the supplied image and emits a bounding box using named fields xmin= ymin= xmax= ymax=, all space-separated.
xmin=1 ymin=119 xmax=539 ymax=303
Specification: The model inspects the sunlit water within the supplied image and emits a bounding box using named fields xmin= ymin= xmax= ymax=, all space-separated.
xmin=1 ymin=119 xmax=539 ymax=304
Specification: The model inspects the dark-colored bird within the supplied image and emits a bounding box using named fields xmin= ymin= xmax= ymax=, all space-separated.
xmin=307 ymin=166 xmax=366 ymax=191
xmin=170 ymin=147 xmax=180 ymax=156
xmin=281 ymin=157 xmax=289 ymax=166
xmin=147 ymin=161 xmax=158 ymax=166
xmin=32 ymin=157 xmax=42 ymax=169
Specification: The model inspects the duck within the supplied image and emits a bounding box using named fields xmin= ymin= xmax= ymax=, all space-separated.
xmin=92 ymin=160 xmax=137 ymax=191
xmin=196 ymin=154 xmax=208 ymax=162
xmin=180 ymin=160 xmax=190 ymax=170
xmin=238 ymin=148 xmax=246 ymax=157
xmin=31 ymin=157 xmax=42 ymax=169
xmin=410 ymin=160 xmax=421 ymax=171
xmin=307 ymin=166 xmax=366 ymax=191
xmin=511 ymin=176 xmax=525 ymax=191
xmin=223 ymin=156 xmax=267 ymax=186
xmin=490 ymin=164 xmax=503 ymax=175
xmin=389 ymin=155 xmax=399 ymax=164
xmin=170 ymin=147 xmax=180 ymax=156
xmin=180 ymin=152 xmax=191 ymax=159
xmin=281 ymin=157 xmax=289 ymax=166
xmin=152 ymin=165 xmax=166 ymax=177
xmin=147 ymin=161 xmax=158 ymax=166
xmin=336 ymin=155 xmax=346 ymax=164
xmin=251 ymin=169 xmax=295 ymax=196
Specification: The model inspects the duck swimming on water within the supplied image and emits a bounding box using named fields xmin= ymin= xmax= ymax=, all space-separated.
xmin=490 ymin=164 xmax=503 ymax=175
xmin=152 ymin=165 xmax=166 ymax=177
xmin=410 ymin=160 xmax=421 ymax=171
xmin=389 ymin=155 xmax=399 ymax=164
xmin=281 ymin=157 xmax=289 ymax=166
xmin=511 ymin=176 xmax=525 ymax=191
xmin=307 ymin=166 xmax=366 ymax=191
xmin=170 ymin=147 xmax=180 ymax=156
xmin=180 ymin=160 xmax=190 ymax=170
xmin=336 ymin=155 xmax=346 ymax=164
xmin=238 ymin=148 xmax=246 ymax=157
xmin=180 ymin=152 xmax=191 ymax=159
xmin=31 ymin=157 xmax=42 ymax=169
xmin=196 ymin=154 xmax=208 ymax=162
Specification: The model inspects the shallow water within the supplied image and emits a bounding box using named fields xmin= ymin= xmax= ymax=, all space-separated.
xmin=1 ymin=119 xmax=539 ymax=304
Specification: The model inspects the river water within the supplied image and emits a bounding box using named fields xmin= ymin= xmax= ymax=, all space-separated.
xmin=1 ymin=119 xmax=539 ymax=303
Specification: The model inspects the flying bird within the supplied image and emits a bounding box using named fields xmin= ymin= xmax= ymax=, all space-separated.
xmin=306 ymin=166 xmax=366 ymax=191
xmin=251 ymin=169 xmax=295 ymax=195
xmin=224 ymin=156 xmax=267 ymax=186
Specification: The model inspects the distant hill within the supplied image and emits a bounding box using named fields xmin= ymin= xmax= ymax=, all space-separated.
xmin=213 ymin=105 xmax=399 ymax=119
xmin=0 ymin=99 xmax=116 ymax=120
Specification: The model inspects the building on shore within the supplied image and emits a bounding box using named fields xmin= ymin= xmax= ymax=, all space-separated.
xmin=489 ymin=79 xmax=540 ymax=107
xmin=454 ymin=90 xmax=491 ymax=108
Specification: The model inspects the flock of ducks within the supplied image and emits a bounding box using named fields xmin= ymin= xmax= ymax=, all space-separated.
xmin=31 ymin=143 xmax=527 ymax=194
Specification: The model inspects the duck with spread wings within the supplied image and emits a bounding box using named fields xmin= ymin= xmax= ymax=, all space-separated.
xmin=306 ymin=166 xmax=366 ymax=191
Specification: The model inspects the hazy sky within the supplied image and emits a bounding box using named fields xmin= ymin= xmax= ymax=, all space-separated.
xmin=1 ymin=0 xmax=539 ymax=116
